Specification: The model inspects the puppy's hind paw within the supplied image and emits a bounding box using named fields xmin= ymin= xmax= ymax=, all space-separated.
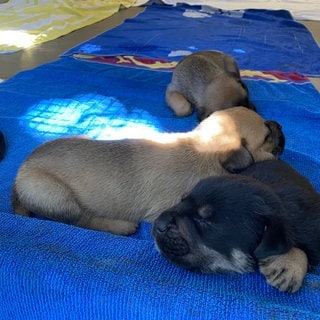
xmin=165 ymin=91 xmax=193 ymax=117
xmin=82 ymin=217 xmax=139 ymax=236
xmin=259 ymin=247 xmax=308 ymax=293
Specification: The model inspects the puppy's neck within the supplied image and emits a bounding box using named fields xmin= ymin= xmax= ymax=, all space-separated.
xmin=190 ymin=129 xmax=240 ymax=154
xmin=141 ymin=131 xmax=194 ymax=145
xmin=142 ymin=131 xmax=240 ymax=155
xmin=190 ymin=112 xmax=241 ymax=153
xmin=140 ymin=111 xmax=241 ymax=154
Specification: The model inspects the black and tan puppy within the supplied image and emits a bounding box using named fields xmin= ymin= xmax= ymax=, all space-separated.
xmin=166 ymin=50 xmax=255 ymax=121
xmin=12 ymin=107 xmax=284 ymax=235
xmin=152 ymin=160 xmax=320 ymax=292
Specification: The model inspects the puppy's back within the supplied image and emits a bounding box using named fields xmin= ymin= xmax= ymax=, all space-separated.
xmin=172 ymin=51 xmax=240 ymax=89
xmin=240 ymin=160 xmax=320 ymax=265
xmin=13 ymin=136 xmax=220 ymax=222
xmin=241 ymin=160 xmax=317 ymax=193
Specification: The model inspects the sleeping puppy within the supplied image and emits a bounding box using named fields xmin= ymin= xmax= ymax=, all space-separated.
xmin=165 ymin=50 xmax=255 ymax=121
xmin=152 ymin=160 xmax=320 ymax=292
xmin=12 ymin=107 xmax=284 ymax=236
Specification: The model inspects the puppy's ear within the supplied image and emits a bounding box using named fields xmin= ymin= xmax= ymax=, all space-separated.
xmin=223 ymin=55 xmax=241 ymax=78
xmin=253 ymin=217 xmax=293 ymax=260
xmin=222 ymin=139 xmax=254 ymax=173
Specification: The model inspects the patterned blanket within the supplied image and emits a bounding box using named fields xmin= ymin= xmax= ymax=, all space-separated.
xmin=0 ymin=56 xmax=319 ymax=318
xmin=63 ymin=4 xmax=320 ymax=76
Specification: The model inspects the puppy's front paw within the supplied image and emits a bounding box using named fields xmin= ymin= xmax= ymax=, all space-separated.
xmin=108 ymin=220 xmax=139 ymax=236
xmin=166 ymin=91 xmax=192 ymax=117
xmin=259 ymin=247 xmax=308 ymax=293
xmin=86 ymin=217 xmax=138 ymax=235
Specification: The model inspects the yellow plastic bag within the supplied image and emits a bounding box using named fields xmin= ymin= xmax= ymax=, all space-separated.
xmin=0 ymin=0 xmax=137 ymax=53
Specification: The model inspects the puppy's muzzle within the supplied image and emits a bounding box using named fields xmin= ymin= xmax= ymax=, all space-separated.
xmin=152 ymin=209 xmax=190 ymax=257
xmin=265 ymin=120 xmax=285 ymax=157
xmin=152 ymin=210 xmax=177 ymax=237
xmin=153 ymin=210 xmax=175 ymax=234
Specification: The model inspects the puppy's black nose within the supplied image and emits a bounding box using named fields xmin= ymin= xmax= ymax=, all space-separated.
xmin=153 ymin=210 xmax=175 ymax=233
xmin=265 ymin=120 xmax=285 ymax=156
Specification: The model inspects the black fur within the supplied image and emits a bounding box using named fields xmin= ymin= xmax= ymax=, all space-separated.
xmin=152 ymin=160 xmax=320 ymax=273
xmin=241 ymin=160 xmax=320 ymax=265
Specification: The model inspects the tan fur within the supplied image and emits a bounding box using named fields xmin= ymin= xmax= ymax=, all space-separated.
xmin=259 ymin=247 xmax=308 ymax=293
xmin=12 ymin=107 xmax=282 ymax=235
xmin=165 ymin=51 xmax=253 ymax=120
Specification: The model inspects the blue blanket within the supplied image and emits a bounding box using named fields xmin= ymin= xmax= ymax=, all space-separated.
xmin=0 ymin=57 xmax=319 ymax=319
xmin=63 ymin=4 xmax=320 ymax=76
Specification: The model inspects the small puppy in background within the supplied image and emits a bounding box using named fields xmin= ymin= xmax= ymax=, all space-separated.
xmin=152 ymin=160 xmax=320 ymax=293
xmin=166 ymin=50 xmax=255 ymax=121
xmin=12 ymin=107 xmax=284 ymax=236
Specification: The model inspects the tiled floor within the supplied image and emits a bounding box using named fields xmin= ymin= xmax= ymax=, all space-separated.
xmin=0 ymin=7 xmax=319 ymax=91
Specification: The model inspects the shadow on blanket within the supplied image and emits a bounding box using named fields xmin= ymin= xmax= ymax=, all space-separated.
xmin=0 ymin=57 xmax=319 ymax=319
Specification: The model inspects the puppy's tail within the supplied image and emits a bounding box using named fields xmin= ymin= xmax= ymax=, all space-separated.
xmin=11 ymin=185 xmax=31 ymax=217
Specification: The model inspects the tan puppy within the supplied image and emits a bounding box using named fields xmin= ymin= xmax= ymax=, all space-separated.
xmin=166 ymin=51 xmax=256 ymax=121
xmin=12 ymin=107 xmax=284 ymax=235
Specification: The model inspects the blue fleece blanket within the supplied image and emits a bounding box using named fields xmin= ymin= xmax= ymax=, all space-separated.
xmin=63 ymin=4 xmax=320 ymax=76
xmin=0 ymin=57 xmax=319 ymax=319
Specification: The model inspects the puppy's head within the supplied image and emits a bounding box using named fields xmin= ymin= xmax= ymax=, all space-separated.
xmin=193 ymin=107 xmax=285 ymax=173
xmin=171 ymin=51 xmax=256 ymax=121
xmin=152 ymin=175 xmax=293 ymax=274
xmin=188 ymin=51 xmax=256 ymax=121
xmin=198 ymin=77 xmax=256 ymax=121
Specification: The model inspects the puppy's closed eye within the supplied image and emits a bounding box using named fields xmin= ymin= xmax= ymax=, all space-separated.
xmin=193 ymin=215 xmax=212 ymax=230
xmin=198 ymin=205 xmax=214 ymax=219
xmin=193 ymin=206 xmax=215 ymax=231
